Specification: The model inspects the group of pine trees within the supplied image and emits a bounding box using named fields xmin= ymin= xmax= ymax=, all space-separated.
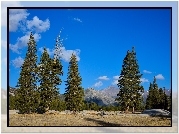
xmin=10 ymin=33 xmax=171 ymax=114
xmin=115 ymin=47 xmax=171 ymax=113
xmin=12 ymin=33 xmax=84 ymax=114
xmin=145 ymin=77 xmax=171 ymax=111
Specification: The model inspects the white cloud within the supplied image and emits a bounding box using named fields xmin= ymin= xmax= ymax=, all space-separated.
xmin=155 ymin=74 xmax=165 ymax=80
xmin=113 ymin=75 xmax=120 ymax=79
xmin=112 ymin=75 xmax=120 ymax=85
xmin=60 ymin=47 xmax=80 ymax=62
xmin=98 ymin=76 xmax=109 ymax=80
xmin=140 ymin=78 xmax=149 ymax=83
xmin=93 ymin=81 xmax=103 ymax=88
xmin=74 ymin=17 xmax=82 ymax=23
xmin=39 ymin=47 xmax=54 ymax=56
xmin=11 ymin=56 xmax=24 ymax=68
xmin=26 ymin=16 xmax=50 ymax=33
xmin=10 ymin=32 xmax=41 ymax=54
xmin=1 ymin=40 xmax=7 ymax=49
xmin=1 ymin=1 xmax=24 ymax=27
xmin=9 ymin=9 xmax=30 ymax=32
xmin=143 ymin=70 xmax=152 ymax=74
xmin=112 ymin=80 xmax=118 ymax=85
xmin=38 ymin=46 xmax=81 ymax=62
xmin=8 ymin=5 xmax=50 ymax=54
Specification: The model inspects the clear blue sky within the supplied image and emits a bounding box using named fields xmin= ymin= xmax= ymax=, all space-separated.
xmin=9 ymin=8 xmax=171 ymax=94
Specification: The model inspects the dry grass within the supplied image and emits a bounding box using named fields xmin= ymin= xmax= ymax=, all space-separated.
xmin=9 ymin=112 xmax=171 ymax=126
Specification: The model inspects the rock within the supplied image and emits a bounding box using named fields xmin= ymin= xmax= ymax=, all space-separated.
xmin=65 ymin=110 xmax=71 ymax=114
xmin=59 ymin=111 xmax=66 ymax=115
xmin=141 ymin=109 xmax=171 ymax=117
xmin=102 ymin=115 xmax=108 ymax=118
xmin=82 ymin=112 xmax=86 ymax=116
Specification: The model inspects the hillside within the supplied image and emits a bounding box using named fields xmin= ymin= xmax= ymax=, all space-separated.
xmin=7 ymin=86 xmax=171 ymax=106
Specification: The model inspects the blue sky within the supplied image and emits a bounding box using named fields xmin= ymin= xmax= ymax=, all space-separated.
xmin=8 ymin=8 xmax=171 ymax=94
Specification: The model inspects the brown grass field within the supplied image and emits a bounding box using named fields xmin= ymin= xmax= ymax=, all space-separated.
xmin=9 ymin=111 xmax=171 ymax=126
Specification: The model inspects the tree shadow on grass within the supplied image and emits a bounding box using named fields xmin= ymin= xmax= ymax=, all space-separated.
xmin=84 ymin=117 xmax=123 ymax=126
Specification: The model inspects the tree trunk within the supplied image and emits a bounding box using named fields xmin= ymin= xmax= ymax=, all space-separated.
xmin=45 ymin=106 xmax=49 ymax=112
xmin=125 ymin=106 xmax=129 ymax=114
xmin=132 ymin=106 xmax=135 ymax=113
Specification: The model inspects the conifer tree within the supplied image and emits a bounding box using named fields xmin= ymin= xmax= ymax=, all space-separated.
xmin=64 ymin=53 xmax=84 ymax=112
xmin=135 ymin=95 xmax=145 ymax=111
xmin=151 ymin=77 xmax=160 ymax=108
xmin=158 ymin=88 xmax=165 ymax=109
xmin=37 ymin=34 xmax=63 ymax=113
xmin=145 ymin=83 xmax=153 ymax=109
xmin=51 ymin=34 xmax=63 ymax=97
xmin=50 ymin=94 xmax=66 ymax=111
xmin=51 ymin=34 xmax=64 ymax=111
xmin=37 ymin=48 xmax=54 ymax=113
xmin=9 ymin=94 xmax=16 ymax=110
xmin=145 ymin=77 xmax=161 ymax=109
xmin=15 ymin=33 xmax=39 ymax=114
xmin=116 ymin=47 xmax=144 ymax=113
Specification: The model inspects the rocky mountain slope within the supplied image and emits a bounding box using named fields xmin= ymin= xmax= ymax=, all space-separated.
xmin=84 ymin=87 xmax=118 ymax=106
xmin=6 ymin=86 xmax=172 ymax=106
xmin=84 ymin=86 xmax=171 ymax=106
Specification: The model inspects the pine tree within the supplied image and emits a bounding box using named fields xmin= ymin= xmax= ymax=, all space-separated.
xmin=116 ymin=47 xmax=144 ymax=113
xmin=151 ymin=77 xmax=160 ymax=108
xmin=9 ymin=94 xmax=16 ymax=110
xmin=37 ymin=35 xmax=63 ymax=113
xmin=16 ymin=33 xmax=39 ymax=114
xmin=50 ymin=95 xmax=66 ymax=111
xmin=158 ymin=88 xmax=165 ymax=109
xmin=64 ymin=53 xmax=84 ymax=113
xmin=84 ymin=101 xmax=90 ymax=110
xmin=145 ymin=77 xmax=160 ymax=109
xmin=145 ymin=83 xmax=153 ymax=109
xmin=37 ymin=48 xmax=54 ymax=113
xmin=89 ymin=102 xmax=99 ymax=111
xmin=135 ymin=94 xmax=145 ymax=111
xmin=51 ymin=34 xmax=64 ymax=111
xmin=52 ymin=34 xmax=63 ymax=97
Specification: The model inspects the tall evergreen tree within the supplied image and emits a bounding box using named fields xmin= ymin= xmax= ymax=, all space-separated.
xmin=15 ymin=33 xmax=39 ymax=114
xmin=37 ymin=48 xmax=54 ymax=113
xmin=116 ymin=47 xmax=144 ymax=113
xmin=151 ymin=77 xmax=160 ymax=108
xmin=145 ymin=83 xmax=153 ymax=109
xmin=51 ymin=34 xmax=63 ymax=97
xmin=64 ymin=53 xmax=84 ymax=112
xmin=37 ymin=34 xmax=63 ymax=113
xmin=51 ymin=34 xmax=64 ymax=111
xmin=145 ymin=77 xmax=161 ymax=109
xmin=158 ymin=87 xmax=165 ymax=109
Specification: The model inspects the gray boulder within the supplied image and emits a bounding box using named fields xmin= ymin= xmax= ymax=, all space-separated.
xmin=142 ymin=109 xmax=170 ymax=116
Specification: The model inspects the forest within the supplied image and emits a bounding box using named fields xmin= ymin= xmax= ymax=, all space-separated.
xmin=9 ymin=33 xmax=171 ymax=114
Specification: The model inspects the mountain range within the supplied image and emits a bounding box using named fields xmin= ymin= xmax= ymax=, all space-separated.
xmin=4 ymin=86 xmax=171 ymax=106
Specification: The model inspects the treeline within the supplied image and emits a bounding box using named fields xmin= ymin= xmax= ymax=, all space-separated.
xmin=145 ymin=78 xmax=171 ymax=111
xmin=9 ymin=33 xmax=171 ymax=114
